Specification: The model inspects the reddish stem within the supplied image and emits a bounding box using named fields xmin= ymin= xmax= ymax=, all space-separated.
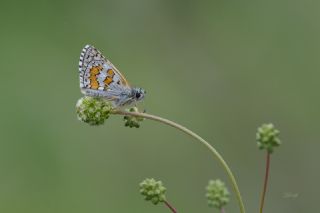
xmin=164 ymin=200 xmax=177 ymax=213
xmin=259 ymin=152 xmax=271 ymax=213
xmin=221 ymin=207 xmax=225 ymax=213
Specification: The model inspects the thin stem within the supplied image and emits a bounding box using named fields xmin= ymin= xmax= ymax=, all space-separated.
xmin=221 ymin=207 xmax=226 ymax=213
xmin=112 ymin=110 xmax=246 ymax=213
xmin=259 ymin=152 xmax=271 ymax=213
xmin=164 ymin=200 xmax=177 ymax=213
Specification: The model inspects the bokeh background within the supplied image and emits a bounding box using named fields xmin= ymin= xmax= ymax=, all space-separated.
xmin=0 ymin=0 xmax=319 ymax=212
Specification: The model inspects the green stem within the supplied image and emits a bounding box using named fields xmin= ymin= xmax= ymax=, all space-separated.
xmin=164 ymin=200 xmax=177 ymax=213
xmin=112 ymin=110 xmax=245 ymax=213
xmin=259 ymin=152 xmax=271 ymax=213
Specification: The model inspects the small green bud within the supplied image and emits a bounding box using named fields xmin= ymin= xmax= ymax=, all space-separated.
xmin=139 ymin=178 xmax=166 ymax=205
xmin=123 ymin=107 xmax=144 ymax=128
xmin=206 ymin=179 xmax=230 ymax=210
xmin=256 ymin=123 xmax=281 ymax=153
xmin=76 ymin=96 xmax=112 ymax=126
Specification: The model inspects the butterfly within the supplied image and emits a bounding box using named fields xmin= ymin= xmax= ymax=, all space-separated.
xmin=78 ymin=45 xmax=146 ymax=107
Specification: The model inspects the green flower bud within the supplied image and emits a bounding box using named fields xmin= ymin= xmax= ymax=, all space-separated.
xmin=76 ymin=96 xmax=112 ymax=126
xmin=256 ymin=123 xmax=281 ymax=153
xmin=206 ymin=179 xmax=230 ymax=210
xmin=139 ymin=178 xmax=166 ymax=205
xmin=124 ymin=107 xmax=144 ymax=128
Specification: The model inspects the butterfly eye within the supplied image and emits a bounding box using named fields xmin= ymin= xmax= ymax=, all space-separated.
xmin=135 ymin=92 xmax=141 ymax=99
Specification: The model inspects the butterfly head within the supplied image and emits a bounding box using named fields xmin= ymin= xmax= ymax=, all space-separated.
xmin=132 ymin=87 xmax=146 ymax=102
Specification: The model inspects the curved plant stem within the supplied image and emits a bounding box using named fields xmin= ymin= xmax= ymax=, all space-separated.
xmin=164 ymin=200 xmax=177 ymax=213
xmin=259 ymin=152 xmax=271 ymax=213
xmin=112 ymin=110 xmax=246 ymax=213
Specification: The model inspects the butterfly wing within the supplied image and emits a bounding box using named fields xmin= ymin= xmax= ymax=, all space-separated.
xmin=78 ymin=45 xmax=130 ymax=93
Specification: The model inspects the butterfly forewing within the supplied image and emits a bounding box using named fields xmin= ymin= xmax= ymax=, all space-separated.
xmin=78 ymin=45 xmax=130 ymax=91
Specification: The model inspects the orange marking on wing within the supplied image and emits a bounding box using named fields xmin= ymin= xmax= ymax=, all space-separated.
xmin=89 ymin=66 xmax=103 ymax=89
xmin=90 ymin=81 xmax=99 ymax=89
xmin=107 ymin=69 xmax=114 ymax=76
xmin=104 ymin=76 xmax=113 ymax=85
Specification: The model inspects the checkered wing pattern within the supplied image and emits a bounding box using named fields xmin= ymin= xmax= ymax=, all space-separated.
xmin=78 ymin=45 xmax=130 ymax=91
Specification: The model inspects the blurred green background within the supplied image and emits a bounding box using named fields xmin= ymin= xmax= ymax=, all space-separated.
xmin=0 ymin=0 xmax=319 ymax=212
